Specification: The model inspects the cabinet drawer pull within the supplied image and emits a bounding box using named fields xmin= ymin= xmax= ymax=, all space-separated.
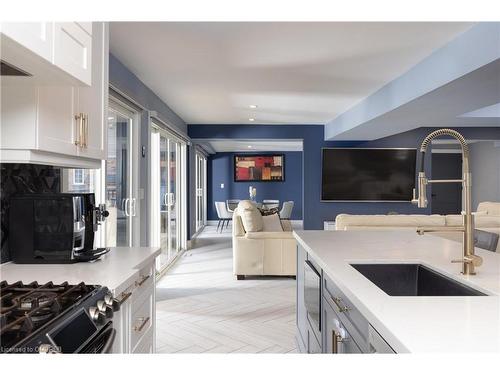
xmin=117 ymin=291 xmax=132 ymax=305
xmin=135 ymin=274 xmax=151 ymax=287
xmin=331 ymin=296 xmax=350 ymax=313
xmin=134 ymin=317 xmax=150 ymax=332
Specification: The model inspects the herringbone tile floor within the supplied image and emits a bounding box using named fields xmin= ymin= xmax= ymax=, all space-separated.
xmin=155 ymin=225 xmax=298 ymax=353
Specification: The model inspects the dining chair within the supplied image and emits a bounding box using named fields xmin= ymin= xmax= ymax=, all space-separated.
xmin=226 ymin=199 xmax=240 ymax=212
xmin=279 ymin=201 xmax=294 ymax=221
xmin=215 ymin=201 xmax=233 ymax=232
xmin=262 ymin=199 xmax=280 ymax=210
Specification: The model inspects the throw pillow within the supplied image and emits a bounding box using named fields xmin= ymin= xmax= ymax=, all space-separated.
xmin=262 ymin=213 xmax=283 ymax=232
xmin=238 ymin=200 xmax=263 ymax=232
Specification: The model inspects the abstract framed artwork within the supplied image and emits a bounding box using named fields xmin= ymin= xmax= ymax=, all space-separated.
xmin=234 ymin=154 xmax=285 ymax=182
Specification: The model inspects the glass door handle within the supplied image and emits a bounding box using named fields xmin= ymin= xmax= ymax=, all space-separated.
xmin=163 ymin=193 xmax=168 ymax=206
xmin=124 ymin=198 xmax=130 ymax=217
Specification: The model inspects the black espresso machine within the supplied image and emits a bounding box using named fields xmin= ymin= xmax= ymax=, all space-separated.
xmin=9 ymin=193 xmax=109 ymax=263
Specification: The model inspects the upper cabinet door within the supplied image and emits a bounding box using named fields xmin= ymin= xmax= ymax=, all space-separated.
xmin=53 ymin=23 xmax=92 ymax=85
xmin=77 ymin=22 xmax=108 ymax=160
xmin=37 ymin=86 xmax=79 ymax=157
xmin=0 ymin=22 xmax=53 ymax=62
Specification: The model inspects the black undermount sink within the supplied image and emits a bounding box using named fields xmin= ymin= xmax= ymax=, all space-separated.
xmin=350 ymin=263 xmax=486 ymax=296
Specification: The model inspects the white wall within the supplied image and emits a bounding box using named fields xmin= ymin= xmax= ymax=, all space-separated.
xmin=470 ymin=141 xmax=500 ymax=210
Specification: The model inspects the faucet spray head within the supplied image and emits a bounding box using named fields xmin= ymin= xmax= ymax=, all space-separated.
xmin=412 ymin=172 xmax=428 ymax=208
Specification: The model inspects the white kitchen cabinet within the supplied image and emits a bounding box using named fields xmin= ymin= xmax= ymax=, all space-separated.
xmin=77 ymin=22 xmax=108 ymax=160
xmin=0 ymin=22 xmax=108 ymax=168
xmin=53 ymin=23 xmax=92 ymax=86
xmin=111 ymin=262 xmax=156 ymax=354
xmin=1 ymin=22 xmax=92 ymax=85
xmin=37 ymin=86 xmax=79 ymax=156
xmin=0 ymin=22 xmax=53 ymax=62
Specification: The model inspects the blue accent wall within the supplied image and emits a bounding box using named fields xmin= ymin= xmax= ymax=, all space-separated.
xmin=189 ymin=124 xmax=500 ymax=230
xmin=207 ymin=152 xmax=303 ymax=220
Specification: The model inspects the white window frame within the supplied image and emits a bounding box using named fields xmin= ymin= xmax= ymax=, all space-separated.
xmin=73 ymin=169 xmax=85 ymax=185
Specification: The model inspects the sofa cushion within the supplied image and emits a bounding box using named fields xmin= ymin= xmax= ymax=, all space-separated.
xmin=238 ymin=200 xmax=263 ymax=232
xmin=335 ymin=214 xmax=446 ymax=230
xmin=477 ymin=202 xmax=500 ymax=215
xmin=445 ymin=214 xmax=500 ymax=228
xmin=262 ymin=213 xmax=283 ymax=232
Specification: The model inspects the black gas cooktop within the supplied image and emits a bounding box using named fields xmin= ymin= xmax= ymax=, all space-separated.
xmin=0 ymin=281 xmax=115 ymax=353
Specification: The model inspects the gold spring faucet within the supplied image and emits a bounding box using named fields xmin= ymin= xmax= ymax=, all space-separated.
xmin=411 ymin=129 xmax=482 ymax=275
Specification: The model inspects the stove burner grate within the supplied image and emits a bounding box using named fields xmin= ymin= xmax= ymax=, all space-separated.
xmin=0 ymin=281 xmax=97 ymax=352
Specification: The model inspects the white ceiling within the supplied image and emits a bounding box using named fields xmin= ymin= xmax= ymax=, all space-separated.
xmin=110 ymin=22 xmax=472 ymax=125
xmin=196 ymin=139 xmax=303 ymax=153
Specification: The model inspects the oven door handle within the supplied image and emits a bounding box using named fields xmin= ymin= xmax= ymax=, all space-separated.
xmin=101 ymin=326 xmax=116 ymax=353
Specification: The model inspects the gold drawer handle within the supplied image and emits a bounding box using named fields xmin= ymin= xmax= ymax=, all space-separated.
xmin=74 ymin=113 xmax=83 ymax=146
xmin=134 ymin=317 xmax=150 ymax=332
xmin=82 ymin=113 xmax=88 ymax=148
xmin=331 ymin=296 xmax=350 ymax=313
xmin=135 ymin=274 xmax=151 ymax=287
xmin=117 ymin=291 xmax=132 ymax=305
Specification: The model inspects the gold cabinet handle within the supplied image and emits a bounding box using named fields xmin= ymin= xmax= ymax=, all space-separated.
xmin=331 ymin=296 xmax=350 ymax=313
xmin=85 ymin=113 xmax=89 ymax=148
xmin=134 ymin=317 xmax=150 ymax=332
xmin=332 ymin=330 xmax=345 ymax=353
xmin=74 ymin=113 xmax=83 ymax=146
xmin=117 ymin=291 xmax=132 ymax=305
xmin=82 ymin=113 xmax=88 ymax=148
xmin=135 ymin=274 xmax=151 ymax=287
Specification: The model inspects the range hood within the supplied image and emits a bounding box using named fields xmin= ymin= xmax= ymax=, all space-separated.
xmin=0 ymin=60 xmax=32 ymax=76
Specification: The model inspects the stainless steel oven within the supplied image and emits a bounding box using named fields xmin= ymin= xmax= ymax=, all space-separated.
xmin=304 ymin=259 xmax=321 ymax=336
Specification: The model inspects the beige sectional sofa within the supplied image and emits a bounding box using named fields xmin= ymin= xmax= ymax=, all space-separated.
xmin=232 ymin=200 xmax=296 ymax=278
xmin=335 ymin=202 xmax=500 ymax=252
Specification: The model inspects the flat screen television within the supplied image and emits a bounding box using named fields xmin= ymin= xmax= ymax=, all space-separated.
xmin=321 ymin=148 xmax=417 ymax=201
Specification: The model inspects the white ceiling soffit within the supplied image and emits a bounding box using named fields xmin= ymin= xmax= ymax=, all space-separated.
xmin=109 ymin=22 xmax=472 ymax=125
xmin=326 ymin=23 xmax=500 ymax=141
xmin=328 ymin=58 xmax=500 ymax=141
xmin=199 ymin=139 xmax=303 ymax=152
xmin=460 ymin=102 xmax=500 ymax=118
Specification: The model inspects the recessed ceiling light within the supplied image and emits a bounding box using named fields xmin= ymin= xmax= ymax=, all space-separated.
xmin=249 ymin=104 xmax=258 ymax=109
xmin=107 ymin=116 xmax=114 ymax=121
xmin=247 ymin=145 xmax=252 ymax=148
xmin=248 ymin=118 xmax=255 ymax=122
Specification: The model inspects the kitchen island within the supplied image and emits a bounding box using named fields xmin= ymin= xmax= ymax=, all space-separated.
xmin=293 ymin=230 xmax=500 ymax=353
xmin=0 ymin=247 xmax=160 ymax=353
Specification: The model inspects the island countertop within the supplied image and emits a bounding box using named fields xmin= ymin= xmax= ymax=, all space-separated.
xmin=293 ymin=230 xmax=500 ymax=353
xmin=0 ymin=247 xmax=160 ymax=295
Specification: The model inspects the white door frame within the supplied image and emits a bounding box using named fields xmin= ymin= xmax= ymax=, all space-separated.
xmin=102 ymin=95 xmax=140 ymax=247
xmin=150 ymin=121 xmax=187 ymax=270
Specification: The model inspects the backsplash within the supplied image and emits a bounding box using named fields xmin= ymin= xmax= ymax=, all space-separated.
xmin=0 ymin=164 xmax=61 ymax=263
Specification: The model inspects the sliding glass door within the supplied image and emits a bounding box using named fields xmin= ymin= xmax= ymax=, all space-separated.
xmin=151 ymin=124 xmax=186 ymax=272
xmin=195 ymin=152 xmax=207 ymax=232
xmin=105 ymin=99 xmax=139 ymax=247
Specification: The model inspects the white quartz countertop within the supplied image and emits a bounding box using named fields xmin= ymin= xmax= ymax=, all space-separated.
xmin=0 ymin=247 xmax=160 ymax=295
xmin=293 ymin=230 xmax=500 ymax=353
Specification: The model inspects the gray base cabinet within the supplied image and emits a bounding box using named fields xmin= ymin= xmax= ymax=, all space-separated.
xmin=296 ymin=244 xmax=396 ymax=354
